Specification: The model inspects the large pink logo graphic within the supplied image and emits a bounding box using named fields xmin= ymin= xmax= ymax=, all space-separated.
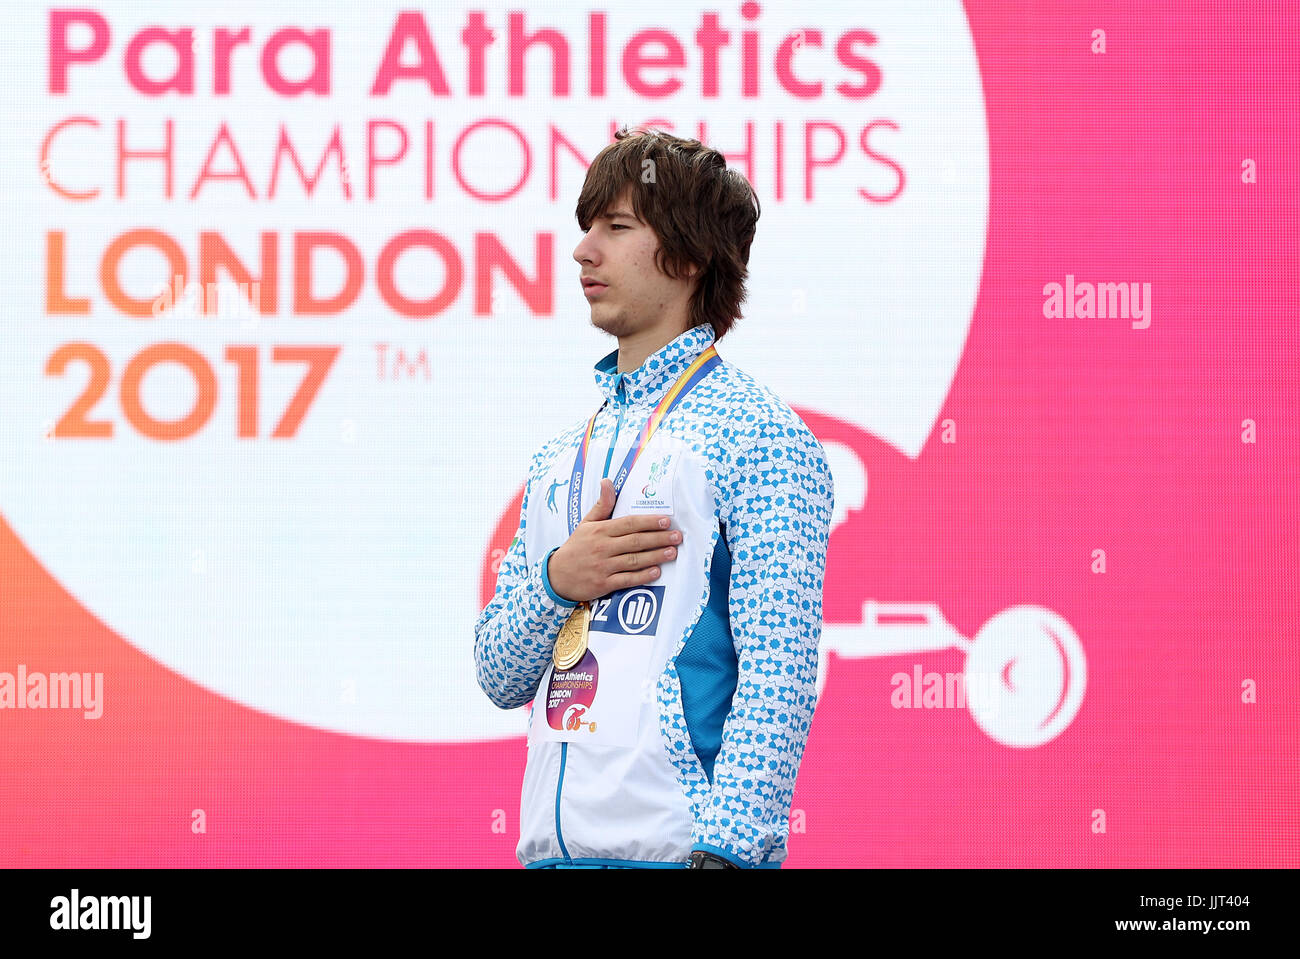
xmin=5 ymin=0 xmax=1292 ymax=871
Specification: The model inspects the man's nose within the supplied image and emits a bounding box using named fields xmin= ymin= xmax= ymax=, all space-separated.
xmin=573 ymin=232 xmax=598 ymax=266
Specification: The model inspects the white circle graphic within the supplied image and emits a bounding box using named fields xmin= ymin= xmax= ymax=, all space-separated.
xmin=0 ymin=0 xmax=987 ymax=741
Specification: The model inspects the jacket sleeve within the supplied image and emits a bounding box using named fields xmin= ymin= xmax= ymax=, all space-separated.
xmin=689 ymin=415 xmax=835 ymax=866
xmin=474 ymin=443 xmax=581 ymax=710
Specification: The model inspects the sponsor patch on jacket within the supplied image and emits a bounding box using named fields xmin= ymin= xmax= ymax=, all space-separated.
xmin=588 ymin=586 xmax=665 ymax=636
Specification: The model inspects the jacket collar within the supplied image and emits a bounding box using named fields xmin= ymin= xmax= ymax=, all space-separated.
xmin=593 ymin=322 xmax=716 ymax=408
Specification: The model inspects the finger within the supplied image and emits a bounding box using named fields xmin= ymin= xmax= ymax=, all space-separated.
xmin=614 ymin=513 xmax=675 ymax=536
xmin=582 ymin=479 xmax=616 ymax=520
xmin=601 ymin=525 xmax=680 ymax=556
xmin=608 ymin=544 xmax=677 ymax=572
xmin=611 ymin=566 xmax=661 ymax=591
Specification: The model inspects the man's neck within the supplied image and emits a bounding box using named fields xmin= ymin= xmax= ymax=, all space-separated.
xmin=616 ymin=320 xmax=690 ymax=374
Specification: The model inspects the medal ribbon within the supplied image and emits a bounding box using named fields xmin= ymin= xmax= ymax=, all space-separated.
xmin=565 ymin=344 xmax=721 ymax=537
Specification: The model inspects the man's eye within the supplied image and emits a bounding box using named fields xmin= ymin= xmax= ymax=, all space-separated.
xmin=611 ymin=224 xmax=629 ymax=230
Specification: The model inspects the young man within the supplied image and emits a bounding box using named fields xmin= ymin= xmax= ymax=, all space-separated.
xmin=474 ymin=127 xmax=834 ymax=869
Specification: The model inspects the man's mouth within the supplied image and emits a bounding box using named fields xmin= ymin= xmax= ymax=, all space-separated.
xmin=582 ymin=278 xmax=609 ymax=297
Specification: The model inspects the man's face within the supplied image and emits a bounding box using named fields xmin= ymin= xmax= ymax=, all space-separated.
xmin=572 ymin=189 xmax=697 ymax=339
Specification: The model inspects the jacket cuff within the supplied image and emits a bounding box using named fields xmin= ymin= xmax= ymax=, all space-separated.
xmin=540 ymin=546 xmax=579 ymax=608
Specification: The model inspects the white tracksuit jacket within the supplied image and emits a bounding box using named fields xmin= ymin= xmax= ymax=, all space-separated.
xmin=474 ymin=322 xmax=834 ymax=868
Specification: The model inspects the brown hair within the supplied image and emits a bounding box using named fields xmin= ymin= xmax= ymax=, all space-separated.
xmin=574 ymin=126 xmax=761 ymax=343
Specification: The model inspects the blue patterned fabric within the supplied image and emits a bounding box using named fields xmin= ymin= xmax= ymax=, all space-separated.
xmin=474 ymin=322 xmax=834 ymax=868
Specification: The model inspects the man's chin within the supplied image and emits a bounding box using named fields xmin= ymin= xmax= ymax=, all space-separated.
xmin=589 ymin=311 xmax=624 ymax=336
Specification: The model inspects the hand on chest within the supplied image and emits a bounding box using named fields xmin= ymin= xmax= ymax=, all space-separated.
xmin=528 ymin=427 xmax=720 ymax=748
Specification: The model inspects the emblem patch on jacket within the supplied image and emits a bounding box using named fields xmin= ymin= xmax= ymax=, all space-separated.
xmin=627 ymin=451 xmax=678 ymax=514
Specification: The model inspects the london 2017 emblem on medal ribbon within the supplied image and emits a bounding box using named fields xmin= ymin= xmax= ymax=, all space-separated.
xmin=546 ymin=650 xmax=599 ymax=732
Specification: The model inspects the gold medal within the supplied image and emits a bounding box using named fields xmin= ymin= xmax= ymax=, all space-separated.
xmin=553 ymin=602 xmax=590 ymax=671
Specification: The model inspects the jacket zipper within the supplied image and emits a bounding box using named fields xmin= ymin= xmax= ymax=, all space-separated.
xmin=555 ymin=373 xmax=626 ymax=863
